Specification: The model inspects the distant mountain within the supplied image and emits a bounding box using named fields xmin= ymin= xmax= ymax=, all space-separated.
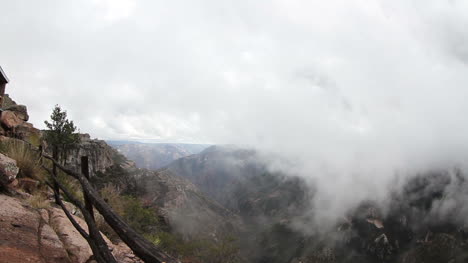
xmin=165 ymin=145 xmax=468 ymax=263
xmin=107 ymin=141 xmax=209 ymax=170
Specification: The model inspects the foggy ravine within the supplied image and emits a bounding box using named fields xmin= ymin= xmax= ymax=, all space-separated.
xmin=116 ymin=143 xmax=468 ymax=262
xmin=3 ymin=0 xmax=468 ymax=262
xmin=4 ymin=0 xmax=468 ymax=225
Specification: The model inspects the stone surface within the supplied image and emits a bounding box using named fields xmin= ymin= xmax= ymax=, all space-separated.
xmin=5 ymin=104 xmax=29 ymax=121
xmin=0 ymin=193 xmax=144 ymax=263
xmin=0 ymin=110 xmax=23 ymax=129
xmin=48 ymin=203 xmax=143 ymax=263
xmin=60 ymin=134 xmax=116 ymax=175
xmin=48 ymin=206 xmax=93 ymax=263
xmin=0 ymin=153 xmax=19 ymax=187
xmin=0 ymin=194 xmax=71 ymax=263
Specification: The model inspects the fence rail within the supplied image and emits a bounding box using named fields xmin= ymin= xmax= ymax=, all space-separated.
xmin=19 ymin=140 xmax=180 ymax=263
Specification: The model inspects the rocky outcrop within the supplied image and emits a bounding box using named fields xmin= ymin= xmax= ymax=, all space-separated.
xmin=4 ymin=105 xmax=29 ymax=121
xmin=0 ymin=194 xmax=143 ymax=263
xmin=0 ymin=194 xmax=70 ymax=263
xmin=0 ymin=111 xmax=23 ymax=130
xmin=64 ymin=134 xmax=117 ymax=175
xmin=0 ymin=95 xmax=40 ymax=141
xmin=48 ymin=203 xmax=143 ymax=263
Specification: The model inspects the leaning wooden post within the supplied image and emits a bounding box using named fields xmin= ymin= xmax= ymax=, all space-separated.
xmin=52 ymin=146 xmax=61 ymax=204
xmin=81 ymin=156 xmax=95 ymax=222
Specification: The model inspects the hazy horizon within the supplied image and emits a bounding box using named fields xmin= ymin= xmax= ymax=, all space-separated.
xmin=3 ymin=0 xmax=468 ymax=223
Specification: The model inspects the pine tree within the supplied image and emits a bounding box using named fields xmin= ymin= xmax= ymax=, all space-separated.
xmin=44 ymin=104 xmax=80 ymax=162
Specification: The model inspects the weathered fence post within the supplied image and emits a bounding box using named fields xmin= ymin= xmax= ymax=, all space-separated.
xmin=52 ymin=146 xmax=60 ymax=204
xmin=81 ymin=156 xmax=95 ymax=222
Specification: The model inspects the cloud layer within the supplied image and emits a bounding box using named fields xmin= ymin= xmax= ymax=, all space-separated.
xmin=2 ymin=0 xmax=468 ymax=218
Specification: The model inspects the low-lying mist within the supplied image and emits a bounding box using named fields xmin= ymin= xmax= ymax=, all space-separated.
xmin=5 ymin=0 xmax=468 ymax=231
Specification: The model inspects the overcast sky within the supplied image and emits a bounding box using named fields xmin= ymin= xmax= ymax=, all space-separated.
xmin=0 ymin=0 xmax=466 ymax=143
xmin=3 ymin=0 xmax=468 ymax=219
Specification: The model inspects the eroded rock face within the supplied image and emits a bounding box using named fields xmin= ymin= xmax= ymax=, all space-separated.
xmin=0 ymin=97 xmax=40 ymax=140
xmin=63 ymin=134 xmax=116 ymax=175
xmin=0 ymin=153 xmax=19 ymax=188
xmin=4 ymin=105 xmax=29 ymax=121
xmin=48 ymin=204 xmax=144 ymax=263
xmin=0 ymin=195 xmax=71 ymax=263
xmin=48 ymin=207 xmax=92 ymax=263
xmin=0 ymin=110 xmax=23 ymax=130
xmin=0 ymin=194 xmax=143 ymax=263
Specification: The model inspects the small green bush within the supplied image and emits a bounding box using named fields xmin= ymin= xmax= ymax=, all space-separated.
xmin=99 ymin=184 xmax=159 ymax=237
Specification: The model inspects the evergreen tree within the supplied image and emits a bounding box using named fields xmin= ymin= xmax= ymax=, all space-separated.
xmin=44 ymin=104 xmax=80 ymax=161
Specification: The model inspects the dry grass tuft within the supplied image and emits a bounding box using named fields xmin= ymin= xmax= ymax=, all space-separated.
xmin=26 ymin=192 xmax=50 ymax=209
xmin=1 ymin=140 xmax=44 ymax=181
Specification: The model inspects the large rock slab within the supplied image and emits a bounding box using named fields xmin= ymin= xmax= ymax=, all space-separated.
xmin=48 ymin=204 xmax=143 ymax=263
xmin=48 ymin=206 xmax=93 ymax=263
xmin=0 ymin=195 xmax=70 ymax=263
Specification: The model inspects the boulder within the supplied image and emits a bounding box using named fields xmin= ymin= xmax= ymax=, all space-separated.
xmin=0 ymin=110 xmax=24 ymax=129
xmin=5 ymin=105 xmax=29 ymax=121
xmin=0 ymin=153 xmax=19 ymax=187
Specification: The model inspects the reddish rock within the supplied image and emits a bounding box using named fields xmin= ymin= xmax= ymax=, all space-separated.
xmin=0 ymin=110 xmax=23 ymax=129
xmin=4 ymin=105 xmax=29 ymax=121
xmin=0 ymin=195 xmax=71 ymax=263
xmin=48 ymin=207 xmax=93 ymax=263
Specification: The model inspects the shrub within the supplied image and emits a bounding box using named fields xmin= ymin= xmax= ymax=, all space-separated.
xmin=99 ymin=184 xmax=125 ymax=215
xmin=122 ymin=195 xmax=158 ymax=233
xmin=56 ymin=170 xmax=83 ymax=203
xmin=98 ymin=184 xmax=159 ymax=240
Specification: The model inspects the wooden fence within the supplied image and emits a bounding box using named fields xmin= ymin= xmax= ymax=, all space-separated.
xmin=28 ymin=142 xmax=180 ymax=263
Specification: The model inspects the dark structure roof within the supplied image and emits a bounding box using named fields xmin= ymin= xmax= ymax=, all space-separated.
xmin=0 ymin=66 xmax=9 ymax=84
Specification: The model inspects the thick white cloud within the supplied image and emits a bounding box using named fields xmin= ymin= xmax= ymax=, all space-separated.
xmin=2 ymin=0 xmax=468 ymax=220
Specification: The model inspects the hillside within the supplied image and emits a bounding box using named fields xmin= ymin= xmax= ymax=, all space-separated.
xmin=164 ymin=146 xmax=468 ymax=263
xmin=108 ymin=141 xmax=209 ymax=170
xmin=0 ymin=96 xmax=240 ymax=263
xmin=2 ymin=94 xmax=468 ymax=263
